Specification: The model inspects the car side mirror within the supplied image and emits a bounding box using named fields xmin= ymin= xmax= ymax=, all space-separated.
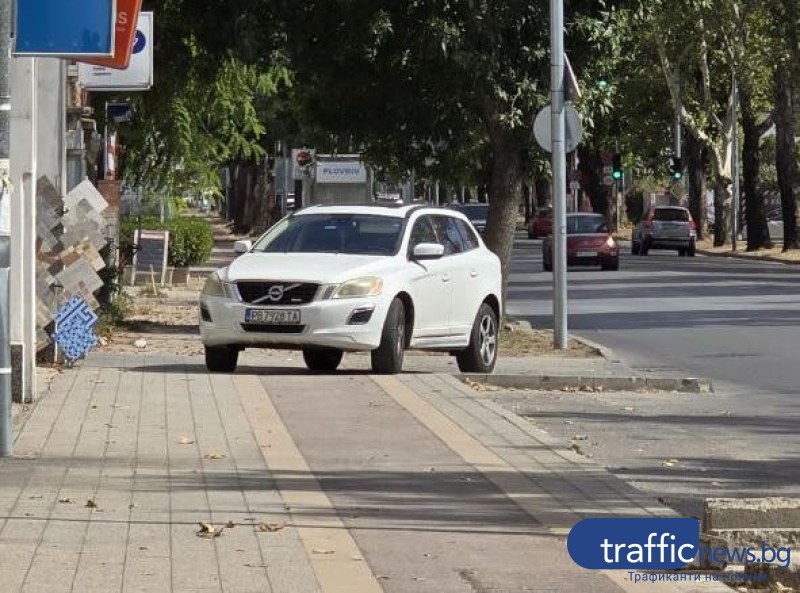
xmin=412 ymin=242 xmax=445 ymax=260
xmin=234 ymin=240 xmax=252 ymax=254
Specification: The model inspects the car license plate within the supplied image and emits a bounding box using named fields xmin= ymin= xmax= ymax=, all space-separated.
xmin=245 ymin=309 xmax=301 ymax=324
xmin=576 ymin=250 xmax=597 ymax=258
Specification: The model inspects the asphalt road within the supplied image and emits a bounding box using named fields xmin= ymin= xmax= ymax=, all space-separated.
xmin=505 ymin=237 xmax=800 ymax=511
xmin=507 ymin=236 xmax=800 ymax=398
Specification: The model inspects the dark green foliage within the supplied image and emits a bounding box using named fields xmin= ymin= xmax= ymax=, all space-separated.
xmin=120 ymin=217 xmax=213 ymax=267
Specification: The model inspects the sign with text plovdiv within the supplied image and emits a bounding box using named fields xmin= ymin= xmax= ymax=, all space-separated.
xmin=79 ymin=11 xmax=153 ymax=91
xmin=14 ymin=0 xmax=116 ymax=56
xmin=316 ymin=161 xmax=367 ymax=184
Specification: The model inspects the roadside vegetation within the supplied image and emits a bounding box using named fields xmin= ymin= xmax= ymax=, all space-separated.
xmin=106 ymin=0 xmax=800 ymax=301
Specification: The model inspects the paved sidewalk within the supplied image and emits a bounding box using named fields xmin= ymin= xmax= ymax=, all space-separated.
xmin=0 ymin=352 xmax=729 ymax=592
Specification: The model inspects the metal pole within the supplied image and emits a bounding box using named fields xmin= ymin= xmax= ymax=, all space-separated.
xmin=0 ymin=0 xmax=11 ymax=454
xmin=283 ymin=142 xmax=290 ymax=214
xmin=551 ymin=0 xmax=568 ymax=349
xmin=731 ymin=74 xmax=739 ymax=250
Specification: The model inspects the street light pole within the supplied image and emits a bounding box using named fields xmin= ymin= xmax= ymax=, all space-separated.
xmin=551 ymin=0 xmax=568 ymax=349
xmin=0 ymin=0 xmax=13 ymax=456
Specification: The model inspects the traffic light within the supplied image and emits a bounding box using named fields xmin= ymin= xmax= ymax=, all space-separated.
xmin=611 ymin=154 xmax=622 ymax=181
xmin=670 ymin=156 xmax=683 ymax=180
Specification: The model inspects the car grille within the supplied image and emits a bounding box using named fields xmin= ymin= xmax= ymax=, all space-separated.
xmin=236 ymin=282 xmax=319 ymax=305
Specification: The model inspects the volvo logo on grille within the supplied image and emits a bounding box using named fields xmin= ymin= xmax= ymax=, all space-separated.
xmin=252 ymin=283 xmax=301 ymax=304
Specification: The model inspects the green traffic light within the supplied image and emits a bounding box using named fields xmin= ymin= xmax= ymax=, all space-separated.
xmin=597 ymin=80 xmax=609 ymax=89
xmin=672 ymin=171 xmax=683 ymax=180
xmin=612 ymin=170 xmax=622 ymax=180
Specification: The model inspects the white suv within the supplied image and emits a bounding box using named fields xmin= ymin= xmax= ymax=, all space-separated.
xmin=199 ymin=204 xmax=503 ymax=374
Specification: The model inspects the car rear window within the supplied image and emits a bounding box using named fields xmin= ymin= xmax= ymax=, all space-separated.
xmin=654 ymin=208 xmax=689 ymax=222
xmin=566 ymin=215 xmax=607 ymax=234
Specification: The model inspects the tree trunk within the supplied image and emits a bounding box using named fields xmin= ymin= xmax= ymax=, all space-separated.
xmin=534 ymin=177 xmax=550 ymax=208
xmin=577 ymin=146 xmax=612 ymax=220
xmin=685 ymin=132 xmax=707 ymax=241
xmin=774 ymin=59 xmax=799 ymax=250
xmin=739 ymin=86 xmax=772 ymax=251
xmin=713 ymin=178 xmax=732 ymax=247
xmin=482 ymin=112 xmax=523 ymax=306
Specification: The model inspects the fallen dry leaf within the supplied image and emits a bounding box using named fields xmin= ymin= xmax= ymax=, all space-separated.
xmin=85 ymin=499 xmax=98 ymax=509
xmin=177 ymin=437 xmax=195 ymax=445
xmin=58 ymin=498 xmax=74 ymax=504
xmin=196 ymin=522 xmax=224 ymax=538
xmin=226 ymin=521 xmax=236 ymax=528
xmin=204 ymin=452 xmax=227 ymax=460
xmin=258 ymin=521 xmax=285 ymax=532
xmin=312 ymin=549 xmax=334 ymax=555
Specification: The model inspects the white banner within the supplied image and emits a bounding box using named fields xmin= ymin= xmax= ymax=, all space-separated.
xmin=316 ymin=161 xmax=367 ymax=184
xmin=79 ymin=11 xmax=153 ymax=91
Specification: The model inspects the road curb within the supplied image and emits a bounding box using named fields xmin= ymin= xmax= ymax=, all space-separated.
xmin=458 ymin=373 xmax=714 ymax=393
xmin=696 ymin=248 xmax=800 ymax=266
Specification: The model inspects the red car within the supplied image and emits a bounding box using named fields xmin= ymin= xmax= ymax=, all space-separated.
xmin=542 ymin=213 xmax=619 ymax=271
xmin=528 ymin=208 xmax=553 ymax=239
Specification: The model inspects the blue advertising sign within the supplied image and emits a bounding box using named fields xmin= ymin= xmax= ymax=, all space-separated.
xmin=14 ymin=0 xmax=116 ymax=56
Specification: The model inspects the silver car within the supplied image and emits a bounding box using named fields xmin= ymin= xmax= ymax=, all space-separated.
xmin=633 ymin=206 xmax=697 ymax=256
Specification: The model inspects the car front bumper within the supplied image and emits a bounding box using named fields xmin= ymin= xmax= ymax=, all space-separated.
xmin=199 ymin=294 xmax=388 ymax=351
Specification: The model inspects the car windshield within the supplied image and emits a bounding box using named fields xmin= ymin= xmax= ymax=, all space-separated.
xmin=251 ymin=213 xmax=405 ymax=255
xmin=457 ymin=204 xmax=489 ymax=221
xmin=566 ymin=215 xmax=607 ymax=234
xmin=654 ymin=208 xmax=689 ymax=222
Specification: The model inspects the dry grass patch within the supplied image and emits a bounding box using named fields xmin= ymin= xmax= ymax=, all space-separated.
xmin=696 ymin=239 xmax=800 ymax=262
xmin=500 ymin=325 xmax=599 ymax=358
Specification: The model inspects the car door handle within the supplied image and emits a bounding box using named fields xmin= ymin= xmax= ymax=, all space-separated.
xmin=470 ymin=269 xmax=479 ymax=278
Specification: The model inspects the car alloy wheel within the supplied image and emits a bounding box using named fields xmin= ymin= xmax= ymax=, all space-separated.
xmin=478 ymin=313 xmax=497 ymax=367
xmin=456 ymin=303 xmax=498 ymax=373
xmin=371 ymin=298 xmax=406 ymax=374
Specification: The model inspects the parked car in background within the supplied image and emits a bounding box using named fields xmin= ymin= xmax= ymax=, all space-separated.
xmin=542 ymin=213 xmax=619 ymax=271
xmin=740 ymin=208 xmax=786 ymax=242
xmin=200 ymin=203 xmax=503 ymax=375
xmin=632 ymin=206 xmax=697 ymax=256
xmin=528 ymin=207 xmax=553 ymax=239
xmin=451 ymin=203 xmax=489 ymax=234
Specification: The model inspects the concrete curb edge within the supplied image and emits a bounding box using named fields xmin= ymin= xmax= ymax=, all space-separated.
xmin=696 ymin=248 xmax=800 ymax=266
xmin=458 ymin=373 xmax=714 ymax=394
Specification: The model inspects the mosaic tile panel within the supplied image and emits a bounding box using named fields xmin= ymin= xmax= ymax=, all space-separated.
xmin=35 ymin=176 xmax=109 ymax=349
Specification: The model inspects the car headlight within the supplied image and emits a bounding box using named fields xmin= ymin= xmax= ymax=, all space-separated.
xmin=606 ymin=237 xmax=616 ymax=248
xmin=330 ymin=277 xmax=383 ymax=299
xmin=202 ymin=273 xmax=226 ymax=297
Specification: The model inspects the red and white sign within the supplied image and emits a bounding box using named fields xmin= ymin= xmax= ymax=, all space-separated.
xmin=75 ymin=0 xmax=142 ymax=69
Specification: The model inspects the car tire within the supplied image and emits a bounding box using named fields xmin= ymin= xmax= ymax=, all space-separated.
xmin=678 ymin=248 xmax=686 ymax=257
xmin=640 ymin=242 xmax=650 ymax=256
xmin=528 ymin=231 xmax=535 ymax=239
xmin=631 ymin=241 xmax=640 ymax=255
xmin=687 ymin=240 xmax=696 ymax=257
xmin=303 ymin=348 xmax=343 ymax=372
xmin=371 ymin=298 xmax=405 ymax=374
xmin=205 ymin=346 xmax=238 ymax=373
xmin=456 ymin=303 xmax=499 ymax=374
xmin=543 ymin=260 xmax=553 ymax=272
